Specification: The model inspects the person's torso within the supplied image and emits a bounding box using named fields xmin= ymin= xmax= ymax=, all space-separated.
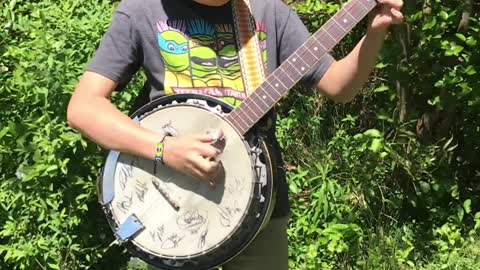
xmin=124 ymin=0 xmax=280 ymax=108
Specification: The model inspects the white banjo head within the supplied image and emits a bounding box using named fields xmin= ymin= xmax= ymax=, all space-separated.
xmin=100 ymin=96 xmax=273 ymax=269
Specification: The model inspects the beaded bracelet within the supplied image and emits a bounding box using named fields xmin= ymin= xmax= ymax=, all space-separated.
xmin=154 ymin=141 xmax=165 ymax=164
xmin=153 ymin=135 xmax=168 ymax=174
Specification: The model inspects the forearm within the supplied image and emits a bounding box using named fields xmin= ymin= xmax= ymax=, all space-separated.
xmin=317 ymin=28 xmax=388 ymax=102
xmin=67 ymin=86 xmax=162 ymax=161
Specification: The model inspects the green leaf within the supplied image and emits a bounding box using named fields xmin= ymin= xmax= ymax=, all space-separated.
xmin=47 ymin=263 xmax=60 ymax=270
xmin=0 ymin=127 xmax=9 ymax=139
xmin=434 ymin=80 xmax=445 ymax=88
xmin=465 ymin=65 xmax=477 ymax=76
xmin=451 ymin=185 xmax=459 ymax=199
xmin=373 ymin=85 xmax=389 ymax=93
xmin=455 ymin=33 xmax=466 ymax=41
xmin=466 ymin=37 xmax=477 ymax=47
xmin=445 ymin=44 xmax=464 ymax=56
xmin=375 ymin=62 xmax=387 ymax=69
xmin=464 ymin=199 xmax=472 ymax=214
xmin=419 ymin=181 xmax=431 ymax=193
xmin=427 ymin=96 xmax=441 ymax=106
xmin=364 ymin=129 xmax=382 ymax=138
xmin=369 ymin=138 xmax=382 ymax=153
xmin=289 ymin=181 xmax=300 ymax=194
xmin=439 ymin=11 xmax=449 ymax=20
xmin=422 ymin=18 xmax=437 ymax=30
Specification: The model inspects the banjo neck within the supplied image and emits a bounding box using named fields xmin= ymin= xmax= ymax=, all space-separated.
xmin=225 ymin=0 xmax=378 ymax=135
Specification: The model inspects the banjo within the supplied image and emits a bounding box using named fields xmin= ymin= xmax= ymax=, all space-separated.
xmin=97 ymin=0 xmax=377 ymax=269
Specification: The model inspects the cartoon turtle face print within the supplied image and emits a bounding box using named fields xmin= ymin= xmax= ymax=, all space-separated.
xmin=157 ymin=21 xmax=189 ymax=72
xmin=155 ymin=18 xmax=267 ymax=107
xmin=187 ymin=19 xmax=220 ymax=86
xmin=216 ymin=24 xmax=240 ymax=77
xmin=157 ymin=21 xmax=192 ymax=94
xmin=216 ymin=24 xmax=243 ymax=106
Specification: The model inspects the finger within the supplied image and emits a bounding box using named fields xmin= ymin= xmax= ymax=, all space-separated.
xmin=189 ymin=166 xmax=207 ymax=182
xmin=378 ymin=0 xmax=403 ymax=10
xmin=390 ymin=8 xmax=404 ymax=23
xmin=192 ymin=133 xmax=216 ymax=143
xmin=192 ymin=156 xmax=220 ymax=177
xmin=205 ymin=129 xmax=224 ymax=141
xmin=196 ymin=143 xmax=221 ymax=159
xmin=185 ymin=159 xmax=214 ymax=183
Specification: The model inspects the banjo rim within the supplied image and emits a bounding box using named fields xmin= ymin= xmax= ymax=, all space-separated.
xmin=97 ymin=94 xmax=277 ymax=270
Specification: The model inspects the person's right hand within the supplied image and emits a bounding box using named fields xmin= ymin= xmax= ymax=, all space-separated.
xmin=162 ymin=131 xmax=223 ymax=185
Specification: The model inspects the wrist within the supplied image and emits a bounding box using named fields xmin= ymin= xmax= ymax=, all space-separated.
xmin=160 ymin=136 xmax=174 ymax=166
xmin=152 ymin=135 xmax=170 ymax=174
xmin=154 ymin=135 xmax=170 ymax=163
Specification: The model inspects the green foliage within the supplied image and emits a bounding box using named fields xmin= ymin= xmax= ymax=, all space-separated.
xmin=281 ymin=0 xmax=480 ymax=269
xmin=1 ymin=0 xmax=479 ymax=269
xmin=0 ymin=0 xmax=137 ymax=269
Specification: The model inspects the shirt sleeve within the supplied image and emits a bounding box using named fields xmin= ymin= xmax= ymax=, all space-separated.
xmin=275 ymin=0 xmax=335 ymax=88
xmin=86 ymin=3 xmax=142 ymax=88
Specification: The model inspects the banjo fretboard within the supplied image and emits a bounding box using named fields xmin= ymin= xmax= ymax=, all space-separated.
xmin=226 ymin=0 xmax=378 ymax=135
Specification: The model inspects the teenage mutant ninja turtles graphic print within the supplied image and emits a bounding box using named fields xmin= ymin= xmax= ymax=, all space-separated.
xmin=157 ymin=19 xmax=267 ymax=107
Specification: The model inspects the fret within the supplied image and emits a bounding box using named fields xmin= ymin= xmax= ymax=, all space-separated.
xmin=333 ymin=17 xmax=347 ymax=32
xmin=345 ymin=0 xmax=360 ymax=19
xmin=264 ymin=79 xmax=285 ymax=101
xmin=236 ymin=112 xmax=250 ymax=130
xmin=312 ymin=30 xmax=333 ymax=51
xmin=322 ymin=17 xmax=339 ymax=41
xmin=229 ymin=112 xmax=249 ymax=134
xmin=304 ymin=37 xmax=327 ymax=59
xmin=227 ymin=0 xmax=379 ymax=135
xmin=349 ymin=0 xmax=370 ymax=21
xmin=336 ymin=8 xmax=357 ymax=31
xmin=322 ymin=28 xmax=338 ymax=49
xmin=321 ymin=19 xmax=337 ymax=37
xmin=237 ymin=106 xmax=256 ymax=126
xmin=248 ymin=96 xmax=268 ymax=115
xmin=357 ymin=0 xmax=377 ymax=11
xmin=251 ymin=90 xmax=270 ymax=108
xmin=328 ymin=20 xmax=345 ymax=41
xmin=299 ymin=48 xmax=321 ymax=67
xmin=242 ymin=100 xmax=261 ymax=119
xmin=282 ymin=60 xmax=303 ymax=79
xmin=276 ymin=67 xmax=296 ymax=86
xmin=290 ymin=52 xmax=310 ymax=75
xmin=235 ymin=121 xmax=248 ymax=135
xmin=255 ymin=85 xmax=277 ymax=105
xmin=271 ymin=73 xmax=289 ymax=91
xmin=357 ymin=0 xmax=368 ymax=9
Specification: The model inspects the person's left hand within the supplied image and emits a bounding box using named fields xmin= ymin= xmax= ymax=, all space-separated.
xmin=368 ymin=0 xmax=404 ymax=32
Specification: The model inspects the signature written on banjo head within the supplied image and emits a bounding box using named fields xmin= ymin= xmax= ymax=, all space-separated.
xmin=98 ymin=0 xmax=378 ymax=268
xmin=99 ymin=98 xmax=273 ymax=270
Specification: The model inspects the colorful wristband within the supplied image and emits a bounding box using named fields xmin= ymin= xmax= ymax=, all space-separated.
xmin=153 ymin=136 xmax=168 ymax=175
xmin=154 ymin=141 xmax=165 ymax=164
xmin=154 ymin=135 xmax=168 ymax=164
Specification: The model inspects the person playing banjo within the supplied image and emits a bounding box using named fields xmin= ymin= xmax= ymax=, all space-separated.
xmin=67 ymin=0 xmax=403 ymax=269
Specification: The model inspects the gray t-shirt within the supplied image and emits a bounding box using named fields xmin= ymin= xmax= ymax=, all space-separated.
xmin=87 ymin=0 xmax=334 ymax=217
